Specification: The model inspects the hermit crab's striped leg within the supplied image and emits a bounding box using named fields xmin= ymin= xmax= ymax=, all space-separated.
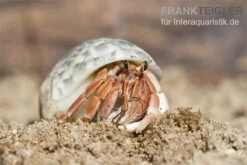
xmin=57 ymin=68 xmax=108 ymax=121
xmin=96 ymin=79 xmax=120 ymax=121
xmin=120 ymin=93 xmax=160 ymax=133
xmin=111 ymin=77 xmax=131 ymax=124
xmin=79 ymin=76 xmax=117 ymax=122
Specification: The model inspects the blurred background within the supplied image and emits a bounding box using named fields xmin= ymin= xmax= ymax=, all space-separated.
xmin=0 ymin=0 xmax=246 ymax=132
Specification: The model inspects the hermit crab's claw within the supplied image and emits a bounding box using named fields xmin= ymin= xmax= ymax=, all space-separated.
xmin=118 ymin=78 xmax=149 ymax=124
xmin=119 ymin=93 xmax=160 ymax=133
xmin=117 ymin=61 xmax=155 ymax=129
xmin=118 ymin=62 xmax=169 ymax=133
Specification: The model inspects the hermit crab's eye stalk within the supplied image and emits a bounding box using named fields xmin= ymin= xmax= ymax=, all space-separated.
xmin=143 ymin=61 xmax=148 ymax=71
xmin=124 ymin=60 xmax=129 ymax=70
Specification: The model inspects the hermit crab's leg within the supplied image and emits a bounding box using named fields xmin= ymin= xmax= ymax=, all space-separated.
xmin=112 ymin=78 xmax=132 ymax=123
xmin=79 ymin=76 xmax=116 ymax=122
xmin=97 ymin=79 xmax=120 ymax=121
xmin=57 ymin=68 xmax=108 ymax=121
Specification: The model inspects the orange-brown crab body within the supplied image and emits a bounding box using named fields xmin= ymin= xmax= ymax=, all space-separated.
xmin=40 ymin=38 xmax=168 ymax=133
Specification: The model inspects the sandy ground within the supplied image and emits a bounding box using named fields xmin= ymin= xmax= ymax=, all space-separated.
xmin=0 ymin=66 xmax=247 ymax=164
xmin=0 ymin=110 xmax=246 ymax=165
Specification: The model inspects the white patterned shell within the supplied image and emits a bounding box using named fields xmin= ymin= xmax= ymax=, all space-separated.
xmin=40 ymin=38 xmax=163 ymax=119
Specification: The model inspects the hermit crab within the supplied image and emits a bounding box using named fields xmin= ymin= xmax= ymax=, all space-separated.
xmin=40 ymin=38 xmax=168 ymax=133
